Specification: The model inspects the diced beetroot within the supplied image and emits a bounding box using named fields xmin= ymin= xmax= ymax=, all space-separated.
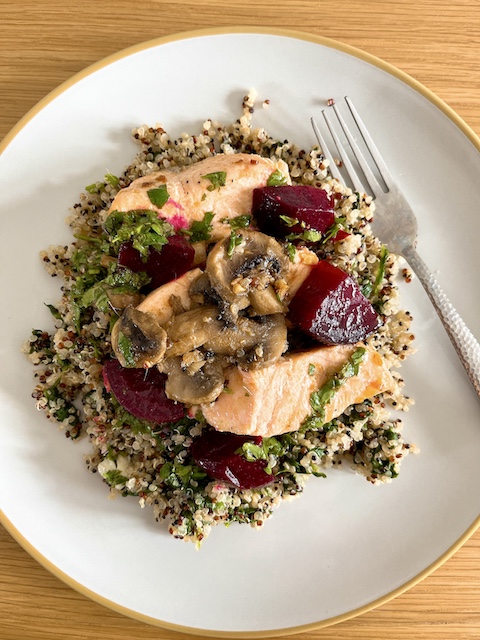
xmin=117 ymin=234 xmax=194 ymax=292
xmin=252 ymin=185 xmax=335 ymax=239
xmin=191 ymin=430 xmax=274 ymax=490
xmin=332 ymin=229 xmax=351 ymax=242
xmin=288 ymin=260 xmax=381 ymax=344
xmin=103 ymin=359 xmax=184 ymax=423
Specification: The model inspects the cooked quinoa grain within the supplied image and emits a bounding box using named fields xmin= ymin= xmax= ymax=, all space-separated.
xmin=23 ymin=92 xmax=416 ymax=544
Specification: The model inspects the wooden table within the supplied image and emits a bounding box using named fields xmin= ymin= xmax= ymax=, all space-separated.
xmin=1 ymin=1 xmax=480 ymax=638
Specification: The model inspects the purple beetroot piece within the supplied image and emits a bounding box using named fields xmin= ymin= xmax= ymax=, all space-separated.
xmin=288 ymin=260 xmax=381 ymax=345
xmin=191 ymin=430 xmax=274 ymax=490
xmin=103 ymin=359 xmax=184 ymax=423
xmin=252 ymin=185 xmax=335 ymax=238
xmin=118 ymin=234 xmax=194 ymax=292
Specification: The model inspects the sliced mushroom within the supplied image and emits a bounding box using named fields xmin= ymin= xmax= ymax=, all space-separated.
xmin=206 ymin=229 xmax=289 ymax=319
xmin=188 ymin=271 xmax=222 ymax=307
xmin=106 ymin=290 xmax=143 ymax=311
xmin=111 ymin=306 xmax=167 ymax=368
xmin=164 ymin=305 xmax=288 ymax=367
xmin=247 ymin=285 xmax=284 ymax=316
xmin=161 ymin=357 xmax=225 ymax=404
xmin=164 ymin=306 xmax=221 ymax=358
xmin=234 ymin=313 xmax=288 ymax=368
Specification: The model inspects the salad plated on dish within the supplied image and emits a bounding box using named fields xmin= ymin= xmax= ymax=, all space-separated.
xmin=24 ymin=91 xmax=416 ymax=543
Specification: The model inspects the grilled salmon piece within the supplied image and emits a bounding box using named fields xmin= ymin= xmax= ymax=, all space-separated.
xmin=201 ymin=344 xmax=393 ymax=437
xmin=109 ymin=153 xmax=290 ymax=241
xmin=137 ymin=268 xmax=202 ymax=326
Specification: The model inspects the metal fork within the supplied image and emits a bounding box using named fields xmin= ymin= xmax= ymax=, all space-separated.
xmin=311 ymin=97 xmax=480 ymax=398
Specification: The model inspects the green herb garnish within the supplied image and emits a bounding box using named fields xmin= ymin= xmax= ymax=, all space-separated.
xmin=224 ymin=214 xmax=252 ymax=230
xmin=183 ymin=211 xmax=214 ymax=243
xmin=85 ymin=182 xmax=105 ymax=194
xmin=308 ymin=347 xmax=366 ymax=426
xmin=104 ymin=469 xmax=129 ymax=486
xmin=117 ymin=332 xmax=136 ymax=368
xmin=286 ymin=229 xmax=323 ymax=243
xmin=372 ymin=245 xmax=389 ymax=298
xmin=321 ymin=216 xmax=347 ymax=244
xmin=285 ymin=242 xmax=296 ymax=263
xmin=45 ymin=303 xmax=61 ymax=319
xmin=266 ymin=169 xmax=288 ymax=186
xmin=227 ymin=230 xmax=243 ymax=258
xmin=236 ymin=437 xmax=284 ymax=474
xmin=202 ymin=171 xmax=227 ymax=191
xmin=147 ymin=185 xmax=170 ymax=208
xmin=105 ymin=210 xmax=172 ymax=257
xmin=105 ymin=173 xmax=120 ymax=188
xmin=280 ymin=215 xmax=299 ymax=227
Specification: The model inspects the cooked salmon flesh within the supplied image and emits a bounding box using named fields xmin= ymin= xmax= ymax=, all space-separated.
xmin=109 ymin=153 xmax=291 ymax=241
xmin=201 ymin=344 xmax=393 ymax=437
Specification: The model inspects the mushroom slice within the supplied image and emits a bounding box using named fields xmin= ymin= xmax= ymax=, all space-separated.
xmin=206 ymin=229 xmax=289 ymax=319
xmin=111 ymin=306 xmax=167 ymax=368
xmin=106 ymin=290 xmax=143 ymax=312
xmin=164 ymin=306 xmax=288 ymax=367
xmin=165 ymin=306 xmax=222 ymax=358
xmin=161 ymin=357 xmax=225 ymax=405
xmin=234 ymin=313 xmax=288 ymax=368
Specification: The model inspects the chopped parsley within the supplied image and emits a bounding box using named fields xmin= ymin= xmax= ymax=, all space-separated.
xmin=116 ymin=332 xmax=136 ymax=368
xmin=286 ymin=229 xmax=323 ymax=243
xmin=266 ymin=169 xmax=288 ymax=186
xmin=159 ymin=461 xmax=207 ymax=489
xmin=105 ymin=209 xmax=172 ymax=258
xmin=105 ymin=173 xmax=120 ymax=188
xmin=147 ymin=184 xmax=170 ymax=208
xmin=279 ymin=214 xmax=299 ymax=227
xmin=236 ymin=437 xmax=285 ymax=474
xmin=306 ymin=347 xmax=366 ymax=427
xmin=104 ymin=469 xmax=129 ymax=486
xmin=183 ymin=211 xmax=214 ymax=243
xmin=321 ymin=216 xmax=347 ymax=244
xmin=202 ymin=171 xmax=227 ymax=191
xmin=224 ymin=214 xmax=252 ymax=230
xmin=372 ymin=245 xmax=389 ymax=298
xmin=44 ymin=303 xmax=61 ymax=319
xmin=226 ymin=230 xmax=243 ymax=258
xmin=285 ymin=242 xmax=296 ymax=262
xmin=77 ymin=264 xmax=150 ymax=314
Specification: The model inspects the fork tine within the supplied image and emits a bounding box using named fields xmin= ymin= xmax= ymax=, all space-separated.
xmin=329 ymin=102 xmax=385 ymax=196
xmin=345 ymin=96 xmax=394 ymax=189
xmin=310 ymin=117 xmax=343 ymax=183
xmin=321 ymin=109 xmax=365 ymax=193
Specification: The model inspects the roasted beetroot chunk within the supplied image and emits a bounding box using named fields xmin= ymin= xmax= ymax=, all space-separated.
xmin=252 ymin=185 xmax=335 ymax=239
xmin=191 ymin=430 xmax=274 ymax=490
xmin=103 ymin=359 xmax=184 ymax=423
xmin=288 ymin=260 xmax=381 ymax=345
xmin=118 ymin=234 xmax=194 ymax=292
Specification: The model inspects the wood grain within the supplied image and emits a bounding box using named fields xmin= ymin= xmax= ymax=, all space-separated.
xmin=1 ymin=1 xmax=480 ymax=638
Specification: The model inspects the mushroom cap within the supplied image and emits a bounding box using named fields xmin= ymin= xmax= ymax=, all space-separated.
xmin=161 ymin=357 xmax=226 ymax=405
xmin=206 ymin=229 xmax=289 ymax=319
xmin=164 ymin=306 xmax=287 ymax=368
xmin=111 ymin=306 xmax=167 ymax=369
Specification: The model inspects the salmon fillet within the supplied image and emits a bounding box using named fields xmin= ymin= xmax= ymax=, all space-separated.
xmin=201 ymin=344 xmax=393 ymax=437
xmin=109 ymin=153 xmax=291 ymax=241
xmin=137 ymin=268 xmax=202 ymax=326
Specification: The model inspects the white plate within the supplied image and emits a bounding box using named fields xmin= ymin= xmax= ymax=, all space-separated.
xmin=1 ymin=27 xmax=480 ymax=637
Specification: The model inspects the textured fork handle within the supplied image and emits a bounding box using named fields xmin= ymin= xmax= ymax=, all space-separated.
xmin=404 ymin=246 xmax=480 ymax=397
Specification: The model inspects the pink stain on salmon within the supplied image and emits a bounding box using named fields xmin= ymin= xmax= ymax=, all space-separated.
xmin=158 ymin=199 xmax=189 ymax=231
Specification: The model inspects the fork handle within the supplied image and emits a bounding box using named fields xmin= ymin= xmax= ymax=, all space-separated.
xmin=403 ymin=246 xmax=480 ymax=398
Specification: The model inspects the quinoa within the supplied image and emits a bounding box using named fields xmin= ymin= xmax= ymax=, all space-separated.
xmin=23 ymin=91 xmax=416 ymax=544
